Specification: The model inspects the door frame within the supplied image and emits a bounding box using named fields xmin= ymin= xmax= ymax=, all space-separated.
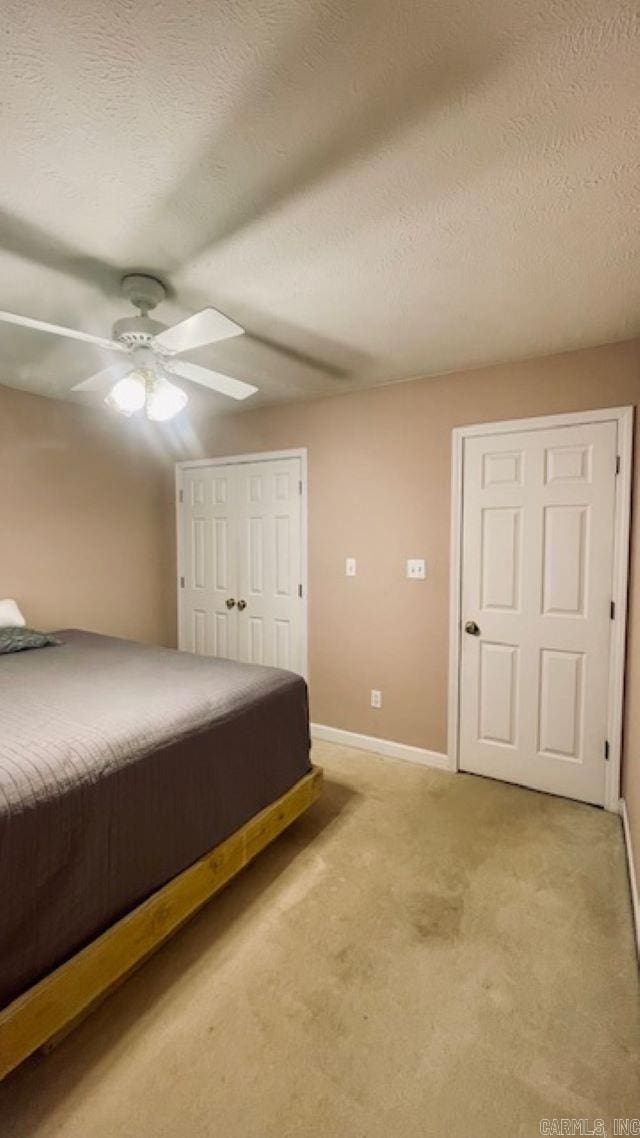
xmin=175 ymin=448 xmax=309 ymax=678
xmin=447 ymin=406 xmax=633 ymax=811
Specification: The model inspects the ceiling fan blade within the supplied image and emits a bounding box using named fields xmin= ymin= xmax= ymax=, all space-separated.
xmin=169 ymin=359 xmax=257 ymax=401
xmin=71 ymin=365 xmax=121 ymax=392
xmin=0 ymin=309 xmax=127 ymax=352
xmin=154 ymin=307 xmax=244 ymax=354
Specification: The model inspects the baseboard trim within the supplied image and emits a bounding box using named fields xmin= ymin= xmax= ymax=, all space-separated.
xmin=310 ymin=723 xmax=449 ymax=771
xmin=619 ymin=798 xmax=640 ymax=959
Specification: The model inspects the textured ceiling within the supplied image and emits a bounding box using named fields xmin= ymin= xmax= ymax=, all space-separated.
xmin=0 ymin=0 xmax=638 ymax=416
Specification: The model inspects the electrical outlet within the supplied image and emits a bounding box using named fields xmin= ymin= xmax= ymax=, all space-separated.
xmin=370 ymin=689 xmax=382 ymax=709
xmin=346 ymin=557 xmax=356 ymax=577
xmin=406 ymin=558 xmax=426 ymax=579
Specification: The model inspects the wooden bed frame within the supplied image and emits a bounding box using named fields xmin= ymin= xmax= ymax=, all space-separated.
xmin=0 ymin=765 xmax=322 ymax=1080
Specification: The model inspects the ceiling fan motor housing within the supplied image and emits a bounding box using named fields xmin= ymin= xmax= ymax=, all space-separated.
xmin=112 ymin=314 xmax=167 ymax=347
xmin=114 ymin=274 xmax=169 ymax=348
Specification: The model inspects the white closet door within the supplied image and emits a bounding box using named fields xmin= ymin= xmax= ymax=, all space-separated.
xmin=459 ymin=420 xmax=617 ymax=805
xmin=181 ymin=465 xmax=238 ymax=659
xmin=179 ymin=456 xmax=305 ymax=673
xmin=235 ymin=458 xmax=303 ymax=672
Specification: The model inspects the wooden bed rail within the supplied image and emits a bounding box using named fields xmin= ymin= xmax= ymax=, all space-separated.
xmin=0 ymin=765 xmax=323 ymax=1080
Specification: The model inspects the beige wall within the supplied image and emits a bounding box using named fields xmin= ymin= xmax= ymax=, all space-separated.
xmin=0 ymin=384 xmax=176 ymax=646
xmin=187 ymin=338 xmax=640 ymax=861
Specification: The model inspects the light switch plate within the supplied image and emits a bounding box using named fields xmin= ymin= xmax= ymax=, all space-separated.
xmin=346 ymin=557 xmax=356 ymax=577
xmin=406 ymin=558 xmax=426 ymax=579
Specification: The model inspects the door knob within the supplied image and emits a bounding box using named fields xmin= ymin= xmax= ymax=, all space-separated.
xmin=225 ymin=598 xmax=236 ymax=609
xmin=464 ymin=620 xmax=481 ymax=636
xmin=237 ymin=599 xmax=247 ymax=611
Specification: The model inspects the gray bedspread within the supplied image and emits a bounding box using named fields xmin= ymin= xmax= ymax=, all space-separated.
xmin=0 ymin=630 xmax=311 ymax=1007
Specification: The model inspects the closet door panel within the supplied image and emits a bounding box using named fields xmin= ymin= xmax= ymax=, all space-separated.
xmin=180 ymin=467 xmax=239 ymax=658
xmin=236 ymin=459 xmax=303 ymax=673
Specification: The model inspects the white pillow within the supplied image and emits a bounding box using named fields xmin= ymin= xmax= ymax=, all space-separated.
xmin=0 ymin=599 xmax=26 ymax=628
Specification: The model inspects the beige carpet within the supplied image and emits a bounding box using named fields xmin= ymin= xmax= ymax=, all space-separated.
xmin=2 ymin=741 xmax=639 ymax=1138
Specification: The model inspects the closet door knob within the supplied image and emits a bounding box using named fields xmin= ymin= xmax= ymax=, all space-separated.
xmin=225 ymin=598 xmax=236 ymax=609
xmin=237 ymin=599 xmax=247 ymax=611
xmin=464 ymin=620 xmax=481 ymax=636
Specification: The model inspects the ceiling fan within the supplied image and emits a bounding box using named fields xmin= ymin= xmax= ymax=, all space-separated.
xmin=0 ymin=274 xmax=258 ymax=421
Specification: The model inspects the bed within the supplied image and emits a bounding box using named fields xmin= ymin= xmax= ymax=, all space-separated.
xmin=0 ymin=630 xmax=321 ymax=1078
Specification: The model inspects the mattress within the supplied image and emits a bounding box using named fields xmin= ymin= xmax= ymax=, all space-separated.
xmin=0 ymin=630 xmax=311 ymax=1007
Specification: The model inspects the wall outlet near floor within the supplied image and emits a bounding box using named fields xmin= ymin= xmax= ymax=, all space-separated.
xmin=346 ymin=557 xmax=357 ymax=577
xmin=370 ymin=689 xmax=382 ymax=709
xmin=406 ymin=558 xmax=426 ymax=579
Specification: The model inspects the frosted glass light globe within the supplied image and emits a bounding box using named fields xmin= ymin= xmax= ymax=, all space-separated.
xmin=104 ymin=373 xmax=146 ymax=416
xmin=145 ymin=378 xmax=188 ymax=422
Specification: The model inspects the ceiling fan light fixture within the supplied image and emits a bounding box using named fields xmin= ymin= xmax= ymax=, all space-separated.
xmin=145 ymin=376 xmax=188 ymax=422
xmin=104 ymin=373 xmax=146 ymax=416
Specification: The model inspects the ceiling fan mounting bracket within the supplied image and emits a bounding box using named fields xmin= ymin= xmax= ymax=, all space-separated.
xmin=120 ymin=274 xmax=166 ymax=314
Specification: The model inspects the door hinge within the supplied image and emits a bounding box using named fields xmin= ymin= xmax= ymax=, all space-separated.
xmin=298 ymin=583 xmax=303 ymax=598
xmin=179 ymin=489 xmax=184 ymax=503
xmin=610 ymin=600 xmax=615 ymax=620
xmin=616 ymin=455 xmax=621 ymax=475
xmin=298 ymin=480 xmax=303 ymax=495
xmin=604 ymin=740 xmax=610 ymax=761
xmin=180 ymin=576 xmax=185 ymax=589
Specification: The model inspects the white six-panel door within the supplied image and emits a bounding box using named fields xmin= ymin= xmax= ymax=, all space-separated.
xmin=459 ymin=420 xmax=617 ymax=805
xmin=179 ymin=456 xmax=304 ymax=674
xmin=235 ymin=459 xmax=302 ymax=671
xmin=181 ymin=464 xmax=239 ymax=660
